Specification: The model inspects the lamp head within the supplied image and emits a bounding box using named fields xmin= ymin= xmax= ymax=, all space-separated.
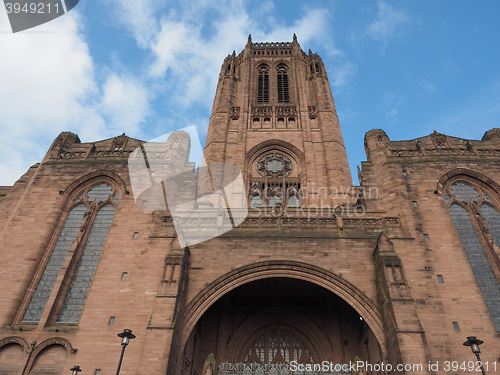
xmin=118 ymin=329 xmax=136 ymax=346
xmin=463 ymin=336 xmax=484 ymax=354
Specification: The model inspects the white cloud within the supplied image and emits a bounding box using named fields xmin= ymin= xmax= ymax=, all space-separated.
xmin=104 ymin=0 xmax=160 ymax=47
xmin=0 ymin=0 xmax=349 ymax=185
xmin=0 ymin=9 xmax=153 ymax=185
xmin=0 ymin=10 xmax=102 ymax=185
xmin=259 ymin=8 xmax=330 ymax=46
xmin=148 ymin=3 xmax=334 ymax=115
xmin=366 ymin=2 xmax=412 ymax=46
xmin=147 ymin=10 xmax=250 ymax=117
xmin=149 ymin=20 xmax=201 ymax=77
xmin=0 ymin=11 xmax=95 ymax=128
xmin=99 ymin=0 xmax=351 ymax=146
xmin=100 ymin=72 xmax=150 ymax=135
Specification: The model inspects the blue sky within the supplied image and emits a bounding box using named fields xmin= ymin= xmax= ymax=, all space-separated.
xmin=1 ymin=1 xmax=500 ymax=186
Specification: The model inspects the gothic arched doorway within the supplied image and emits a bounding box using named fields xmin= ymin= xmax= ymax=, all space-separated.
xmin=180 ymin=278 xmax=384 ymax=375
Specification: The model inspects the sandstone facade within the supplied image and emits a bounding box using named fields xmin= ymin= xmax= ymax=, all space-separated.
xmin=0 ymin=37 xmax=499 ymax=375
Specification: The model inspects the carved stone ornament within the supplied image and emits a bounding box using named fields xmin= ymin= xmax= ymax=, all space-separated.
xmin=230 ymin=106 xmax=240 ymax=120
xmin=431 ymin=131 xmax=448 ymax=148
xmin=257 ymin=152 xmax=292 ymax=178
xmin=112 ymin=133 xmax=127 ymax=151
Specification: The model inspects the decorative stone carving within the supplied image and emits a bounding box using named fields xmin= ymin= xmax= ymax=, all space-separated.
xmin=308 ymin=105 xmax=318 ymax=119
xmin=431 ymin=131 xmax=448 ymax=149
xmin=257 ymin=153 xmax=292 ymax=178
xmin=112 ymin=133 xmax=127 ymax=151
xmin=230 ymin=106 xmax=240 ymax=120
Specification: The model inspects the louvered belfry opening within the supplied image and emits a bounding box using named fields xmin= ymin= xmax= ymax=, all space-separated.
xmin=277 ymin=66 xmax=289 ymax=103
xmin=258 ymin=66 xmax=269 ymax=103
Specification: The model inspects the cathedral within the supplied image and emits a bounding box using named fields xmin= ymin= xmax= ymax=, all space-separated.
xmin=0 ymin=36 xmax=499 ymax=375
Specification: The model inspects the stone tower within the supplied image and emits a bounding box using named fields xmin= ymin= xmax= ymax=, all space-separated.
xmin=0 ymin=37 xmax=499 ymax=375
xmin=204 ymin=34 xmax=353 ymax=209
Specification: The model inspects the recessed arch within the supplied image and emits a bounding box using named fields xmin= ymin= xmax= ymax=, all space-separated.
xmin=246 ymin=139 xmax=304 ymax=174
xmin=253 ymin=60 xmax=272 ymax=70
xmin=24 ymin=337 xmax=75 ymax=375
xmin=268 ymin=190 xmax=284 ymax=207
xmin=179 ymin=260 xmax=386 ymax=356
xmin=30 ymin=337 xmax=75 ymax=359
xmin=274 ymin=59 xmax=290 ymax=69
xmin=0 ymin=336 xmax=29 ymax=352
xmin=0 ymin=339 xmax=27 ymax=375
xmin=249 ymin=190 xmax=265 ymax=208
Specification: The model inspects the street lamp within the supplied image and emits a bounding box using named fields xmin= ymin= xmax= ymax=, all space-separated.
xmin=70 ymin=365 xmax=82 ymax=375
xmin=116 ymin=329 xmax=136 ymax=375
xmin=463 ymin=336 xmax=486 ymax=375
xmin=364 ymin=337 xmax=372 ymax=375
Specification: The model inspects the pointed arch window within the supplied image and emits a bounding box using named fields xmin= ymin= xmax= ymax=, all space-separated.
xmin=445 ymin=180 xmax=500 ymax=330
xmin=287 ymin=194 xmax=300 ymax=208
xmin=21 ymin=182 xmax=119 ymax=325
xmin=258 ymin=66 xmax=269 ymax=103
xmin=250 ymin=195 xmax=264 ymax=208
xmin=268 ymin=193 xmax=283 ymax=207
xmin=277 ymin=65 xmax=289 ymax=103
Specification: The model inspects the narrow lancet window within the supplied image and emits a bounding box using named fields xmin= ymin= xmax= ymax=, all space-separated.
xmin=258 ymin=67 xmax=269 ymax=103
xmin=277 ymin=66 xmax=289 ymax=103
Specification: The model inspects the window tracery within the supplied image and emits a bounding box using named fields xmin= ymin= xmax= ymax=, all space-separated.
xmin=249 ymin=151 xmax=301 ymax=208
xmin=257 ymin=153 xmax=292 ymax=178
xmin=444 ymin=179 xmax=500 ymax=330
xmin=243 ymin=328 xmax=314 ymax=371
xmin=21 ymin=182 xmax=119 ymax=325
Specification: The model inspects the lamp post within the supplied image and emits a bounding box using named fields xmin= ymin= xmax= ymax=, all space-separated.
xmin=116 ymin=329 xmax=136 ymax=375
xmin=364 ymin=337 xmax=372 ymax=375
xmin=70 ymin=365 xmax=82 ymax=375
xmin=463 ymin=336 xmax=486 ymax=375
